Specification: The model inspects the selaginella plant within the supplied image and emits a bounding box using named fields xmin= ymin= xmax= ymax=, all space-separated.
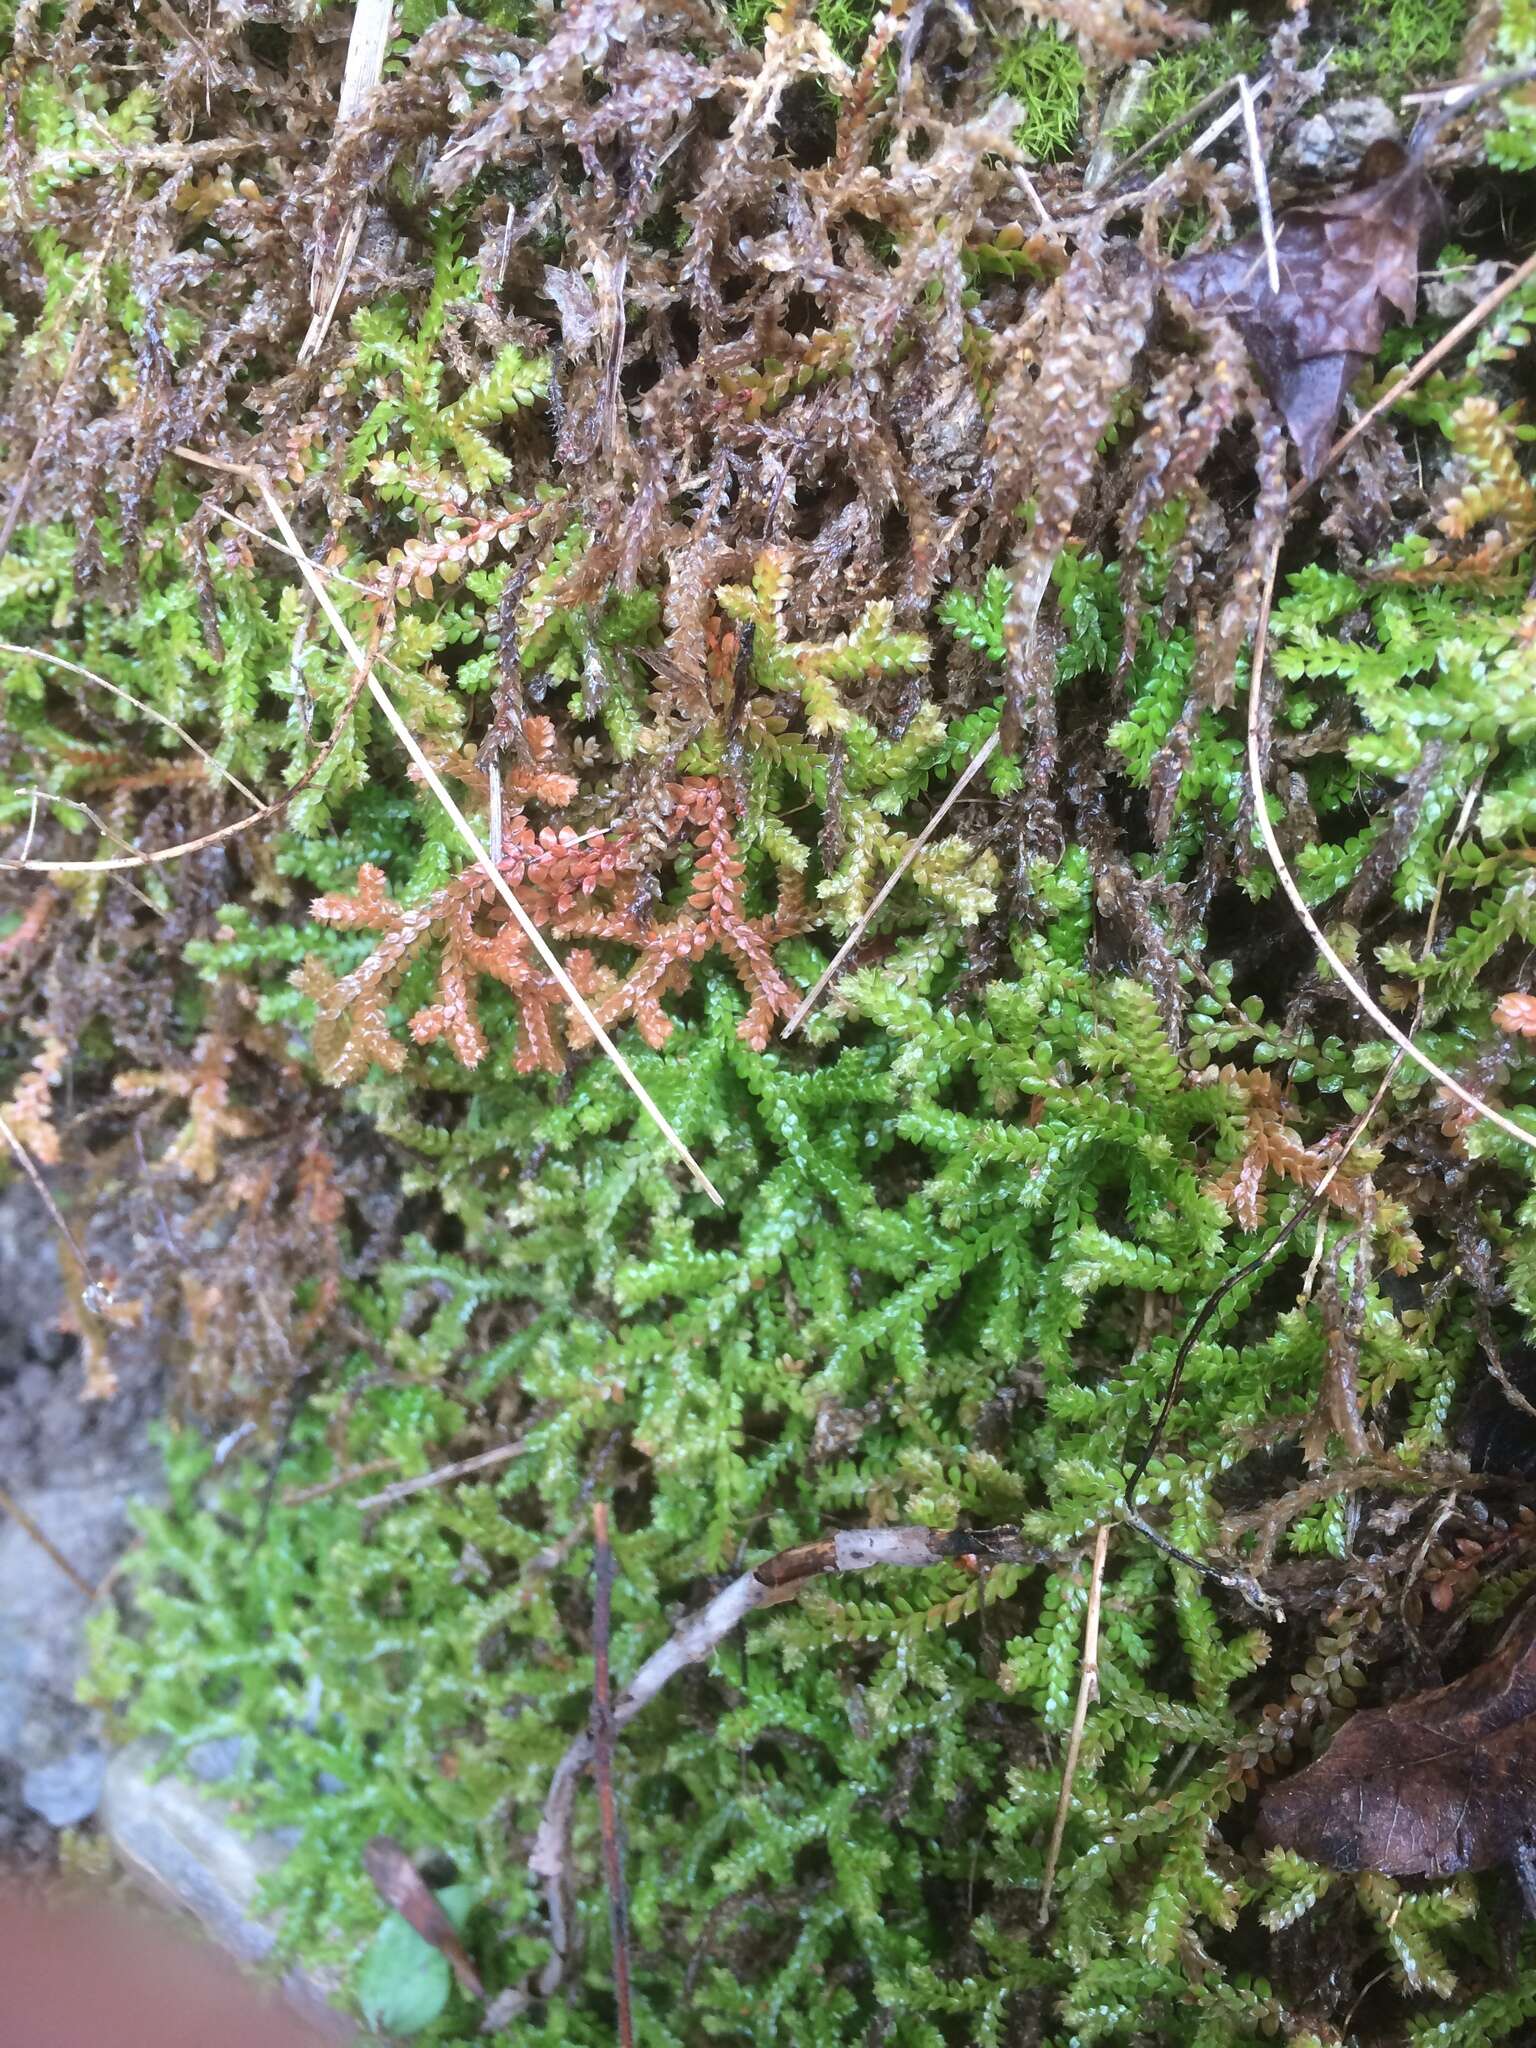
xmin=7 ymin=0 xmax=1536 ymax=2042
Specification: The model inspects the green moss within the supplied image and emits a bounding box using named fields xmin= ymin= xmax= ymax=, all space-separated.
xmin=1334 ymin=0 xmax=1471 ymax=88
xmin=726 ymin=0 xmax=881 ymax=63
xmin=991 ymin=26 xmax=1087 ymax=162
xmin=12 ymin=4 xmax=1536 ymax=2042
xmin=89 ymin=912 xmax=1536 ymax=2039
xmin=1107 ymin=14 xmax=1267 ymax=160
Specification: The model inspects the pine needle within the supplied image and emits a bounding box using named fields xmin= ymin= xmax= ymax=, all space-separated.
xmin=1236 ymin=76 xmax=1280 ymax=296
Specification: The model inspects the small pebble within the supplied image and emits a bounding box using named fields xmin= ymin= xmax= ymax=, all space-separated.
xmin=22 ymin=1746 xmax=107 ymax=1827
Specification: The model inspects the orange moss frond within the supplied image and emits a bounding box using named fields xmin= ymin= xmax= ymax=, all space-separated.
xmin=1203 ymin=1066 xmax=1366 ymax=1230
xmin=115 ymin=1032 xmax=262 ymax=1182
xmin=298 ymin=775 xmax=810 ymax=1081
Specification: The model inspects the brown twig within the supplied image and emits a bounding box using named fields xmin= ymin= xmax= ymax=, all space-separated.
xmin=1039 ymin=1523 xmax=1110 ymax=1922
xmin=280 ymin=1457 xmax=400 ymax=1508
xmin=10 ymin=789 xmax=168 ymax=919
xmin=591 ymin=1504 xmax=634 ymax=2048
xmin=355 ymin=1438 xmax=530 ymax=1513
xmin=0 ymin=1479 xmax=95 ymax=1598
xmin=1476 ymin=1319 xmax=1536 ymax=1424
xmin=88 ymin=1532 xmax=145 ymax=1606
xmin=1222 ymin=1457 xmax=1442 ymax=1577
xmin=528 ymin=1522 xmax=1044 ymax=1992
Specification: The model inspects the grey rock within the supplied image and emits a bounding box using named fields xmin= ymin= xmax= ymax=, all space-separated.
xmin=100 ymin=1740 xmax=354 ymax=2038
xmin=186 ymin=1734 xmax=252 ymax=1784
xmin=22 ymin=1744 xmax=106 ymax=1825
xmin=1425 ymin=258 xmax=1507 ymax=320
xmin=0 ymin=1481 xmax=142 ymax=1781
xmin=1281 ymin=97 xmax=1400 ymax=180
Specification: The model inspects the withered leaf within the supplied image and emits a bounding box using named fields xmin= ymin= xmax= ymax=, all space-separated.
xmin=362 ymin=1836 xmax=484 ymax=1998
xmin=1260 ymin=1599 xmax=1536 ymax=1906
xmin=1171 ymin=142 xmax=1445 ymax=479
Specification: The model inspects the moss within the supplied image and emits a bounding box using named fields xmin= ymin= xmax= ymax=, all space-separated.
xmin=726 ymin=0 xmax=882 ymax=63
xmin=992 ymin=26 xmax=1088 ymax=162
xmin=1106 ymin=13 xmax=1268 ymax=160
xmin=1333 ymin=0 xmax=1472 ymax=89
xmin=7 ymin=1 xmax=1536 ymax=2042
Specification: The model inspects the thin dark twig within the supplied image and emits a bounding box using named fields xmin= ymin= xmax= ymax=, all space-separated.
xmin=592 ymin=1503 xmax=635 ymax=2048
xmin=356 ymin=1435 xmax=531 ymax=1512
xmin=0 ymin=1480 xmax=95 ymax=1597
xmin=281 ymin=1456 xmax=400 ymax=1507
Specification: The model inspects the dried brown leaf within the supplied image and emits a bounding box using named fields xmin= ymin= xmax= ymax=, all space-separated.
xmin=362 ymin=1836 xmax=484 ymax=1998
xmin=1261 ymin=1598 xmax=1536 ymax=1901
xmin=1172 ymin=142 xmax=1445 ymax=478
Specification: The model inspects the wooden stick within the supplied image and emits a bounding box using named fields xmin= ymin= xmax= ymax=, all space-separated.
xmin=591 ymin=1504 xmax=634 ymax=2048
xmin=1039 ymin=1523 xmax=1110 ymax=1922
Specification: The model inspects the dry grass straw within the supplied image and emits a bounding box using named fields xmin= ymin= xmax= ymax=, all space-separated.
xmin=1245 ymin=547 xmax=1536 ymax=1155
xmin=170 ymin=450 xmax=722 ymax=1205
